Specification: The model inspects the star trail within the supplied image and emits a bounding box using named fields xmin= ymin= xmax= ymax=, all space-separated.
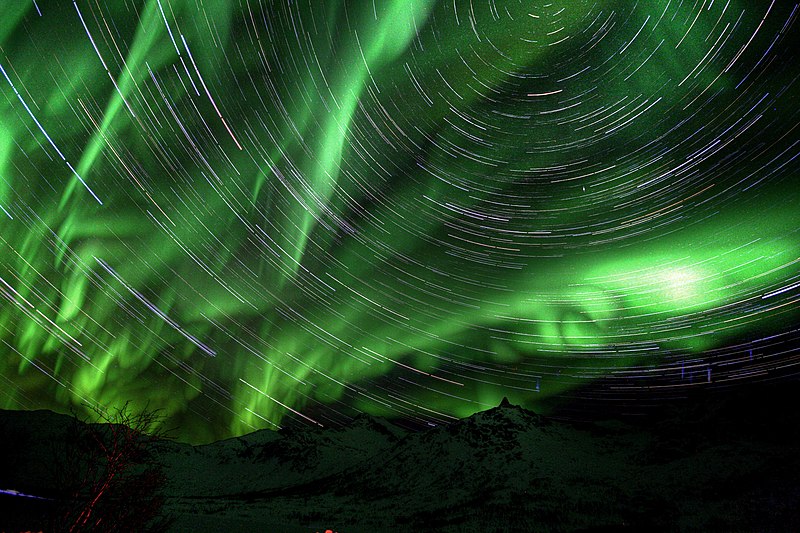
xmin=0 ymin=0 xmax=798 ymax=442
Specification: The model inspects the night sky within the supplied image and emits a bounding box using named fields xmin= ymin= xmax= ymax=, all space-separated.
xmin=1 ymin=0 xmax=798 ymax=443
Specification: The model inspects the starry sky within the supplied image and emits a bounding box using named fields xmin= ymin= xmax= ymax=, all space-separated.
xmin=1 ymin=0 xmax=798 ymax=443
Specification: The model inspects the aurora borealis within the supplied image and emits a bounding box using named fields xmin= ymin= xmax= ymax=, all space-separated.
xmin=1 ymin=0 xmax=798 ymax=443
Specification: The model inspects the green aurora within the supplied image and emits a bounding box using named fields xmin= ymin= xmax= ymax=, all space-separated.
xmin=1 ymin=0 xmax=798 ymax=442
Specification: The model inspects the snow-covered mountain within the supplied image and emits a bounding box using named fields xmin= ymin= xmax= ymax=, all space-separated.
xmin=2 ymin=387 xmax=799 ymax=532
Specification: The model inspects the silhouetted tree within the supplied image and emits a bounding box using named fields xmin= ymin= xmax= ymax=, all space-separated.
xmin=49 ymin=402 xmax=173 ymax=532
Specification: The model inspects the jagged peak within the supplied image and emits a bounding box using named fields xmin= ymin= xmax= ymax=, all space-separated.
xmin=456 ymin=398 xmax=551 ymax=431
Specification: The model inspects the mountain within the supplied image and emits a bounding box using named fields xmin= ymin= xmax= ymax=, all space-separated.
xmin=2 ymin=387 xmax=799 ymax=532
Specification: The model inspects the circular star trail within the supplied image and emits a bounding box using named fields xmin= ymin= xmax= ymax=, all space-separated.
xmin=0 ymin=1 xmax=798 ymax=442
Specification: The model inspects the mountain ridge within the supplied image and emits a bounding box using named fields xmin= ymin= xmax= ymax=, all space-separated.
xmin=1 ymin=391 xmax=799 ymax=532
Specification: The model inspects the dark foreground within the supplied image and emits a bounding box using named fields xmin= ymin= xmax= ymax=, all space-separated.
xmin=1 ymin=381 xmax=799 ymax=532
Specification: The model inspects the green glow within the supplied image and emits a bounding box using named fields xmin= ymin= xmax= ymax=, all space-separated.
xmin=0 ymin=1 xmax=798 ymax=442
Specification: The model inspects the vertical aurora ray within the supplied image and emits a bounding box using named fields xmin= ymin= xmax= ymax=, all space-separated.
xmin=0 ymin=0 xmax=798 ymax=442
